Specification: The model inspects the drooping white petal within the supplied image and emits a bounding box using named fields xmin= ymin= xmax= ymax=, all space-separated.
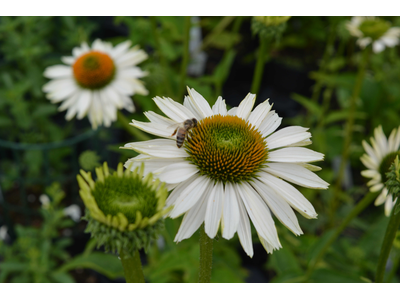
xmin=266 ymin=126 xmax=311 ymax=150
xmin=362 ymin=140 xmax=379 ymax=164
xmin=115 ymin=49 xmax=148 ymax=68
xmin=221 ymin=182 xmax=240 ymax=239
xmin=268 ymin=147 xmax=324 ymax=163
xmin=58 ymin=92 xmax=79 ymax=111
xmin=236 ymin=93 xmax=256 ymax=120
xmin=212 ymin=96 xmax=228 ymax=116
xmin=109 ymin=40 xmax=132 ymax=59
xmin=165 ymin=175 xmax=198 ymax=207
xmin=384 ymin=194 xmax=394 ymax=216
xmin=235 ymin=182 xmax=281 ymax=250
xmin=266 ymin=163 xmax=329 ymax=189
xmin=122 ymin=139 xmax=188 ymax=158
xmin=61 ymin=56 xmax=75 ymax=65
xmin=258 ymin=171 xmax=317 ymax=219
xmin=373 ymin=40 xmax=385 ymax=53
xmin=169 ymin=176 xmax=213 ymax=218
xmin=370 ymin=183 xmax=384 ymax=192
xmin=251 ymin=180 xmax=303 ymax=235
xmin=174 ymin=184 xmax=213 ymax=242
xmin=361 ymin=169 xmax=379 ymax=179
xmin=236 ymin=195 xmax=254 ymax=257
xmin=204 ymin=182 xmax=224 ymax=238
xmin=157 ymin=162 xmax=199 ymax=184
xmin=374 ymin=188 xmax=389 ymax=206
xmin=186 ymin=87 xmax=213 ymax=118
xmin=76 ymin=90 xmax=92 ymax=120
xmin=227 ymin=107 xmax=238 ymax=116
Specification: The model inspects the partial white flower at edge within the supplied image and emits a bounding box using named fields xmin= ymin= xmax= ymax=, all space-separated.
xmin=122 ymin=87 xmax=329 ymax=257
xmin=64 ymin=204 xmax=82 ymax=222
xmin=39 ymin=194 xmax=51 ymax=208
xmin=43 ymin=39 xmax=148 ymax=129
xmin=346 ymin=16 xmax=400 ymax=53
xmin=0 ymin=225 xmax=8 ymax=241
xmin=361 ymin=125 xmax=400 ymax=216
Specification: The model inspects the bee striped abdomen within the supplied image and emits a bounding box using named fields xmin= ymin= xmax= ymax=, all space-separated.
xmin=176 ymin=128 xmax=186 ymax=148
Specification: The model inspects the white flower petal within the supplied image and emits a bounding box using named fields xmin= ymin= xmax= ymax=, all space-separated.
xmin=44 ymin=65 xmax=72 ymax=79
xmin=384 ymin=194 xmax=394 ymax=216
xmin=258 ymin=171 xmax=317 ymax=219
xmin=211 ymin=96 xmax=228 ymax=116
xmin=157 ymin=162 xmax=199 ymax=184
xmin=110 ymin=40 xmax=132 ymax=59
xmin=125 ymin=155 xmax=185 ymax=177
xmin=153 ymin=96 xmax=195 ymax=122
xmin=370 ymin=183 xmax=384 ymax=192
xmin=259 ymin=110 xmax=282 ymax=137
xmin=165 ymin=175 xmax=198 ymax=207
xmin=221 ymin=182 xmax=240 ymax=239
xmin=236 ymin=93 xmax=256 ymax=120
xmin=236 ymin=182 xmax=281 ymax=250
xmin=169 ymin=176 xmax=213 ymax=218
xmin=76 ymin=90 xmax=92 ymax=120
xmin=266 ymin=126 xmax=311 ymax=150
xmin=268 ymin=147 xmax=324 ymax=163
xmin=248 ymin=99 xmax=272 ymax=128
xmin=122 ymin=139 xmax=188 ymax=158
xmin=251 ymin=180 xmax=303 ymax=235
xmin=236 ymin=195 xmax=254 ymax=257
xmin=373 ymin=40 xmax=385 ymax=53
xmin=266 ymin=162 xmax=329 ymax=189
xmin=204 ymin=182 xmax=224 ymax=238
xmin=227 ymin=107 xmax=238 ymax=116
xmin=174 ymin=184 xmax=213 ymax=242
xmin=374 ymin=188 xmax=389 ymax=206
xmin=144 ymin=111 xmax=176 ymax=126
xmin=183 ymin=96 xmax=203 ymax=120
xmin=187 ymin=87 xmax=213 ymax=118
xmin=129 ymin=120 xmax=176 ymax=140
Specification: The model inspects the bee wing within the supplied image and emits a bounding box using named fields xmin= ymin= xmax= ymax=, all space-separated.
xmin=167 ymin=121 xmax=184 ymax=136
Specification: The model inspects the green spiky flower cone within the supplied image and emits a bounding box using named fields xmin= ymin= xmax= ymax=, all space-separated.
xmin=77 ymin=162 xmax=171 ymax=256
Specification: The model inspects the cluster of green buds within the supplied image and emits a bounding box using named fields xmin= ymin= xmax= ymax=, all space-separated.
xmin=251 ymin=16 xmax=291 ymax=41
xmin=77 ymin=162 xmax=171 ymax=256
xmin=385 ymin=155 xmax=400 ymax=215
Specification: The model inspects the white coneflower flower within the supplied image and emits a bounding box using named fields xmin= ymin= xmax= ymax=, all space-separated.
xmin=346 ymin=16 xmax=400 ymax=53
xmin=122 ymin=87 xmax=329 ymax=257
xmin=361 ymin=125 xmax=400 ymax=216
xmin=43 ymin=39 xmax=148 ymax=129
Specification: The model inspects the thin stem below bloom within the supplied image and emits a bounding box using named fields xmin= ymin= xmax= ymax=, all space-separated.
xmin=250 ymin=36 xmax=268 ymax=95
xmin=120 ymin=249 xmax=145 ymax=283
xmin=199 ymin=224 xmax=213 ymax=283
xmin=375 ymin=200 xmax=400 ymax=282
xmin=304 ymin=192 xmax=377 ymax=282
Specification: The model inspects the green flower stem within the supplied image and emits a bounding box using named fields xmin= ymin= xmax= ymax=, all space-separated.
xmin=117 ymin=111 xmax=150 ymax=141
xmin=120 ymin=249 xmax=145 ymax=283
xmin=199 ymin=224 xmax=213 ymax=283
xmin=250 ymin=36 xmax=268 ymax=95
xmin=304 ymin=192 xmax=377 ymax=282
xmin=178 ymin=16 xmax=192 ymax=102
xmin=329 ymin=46 xmax=371 ymax=226
xmin=150 ymin=16 xmax=174 ymax=98
xmin=375 ymin=200 xmax=400 ymax=282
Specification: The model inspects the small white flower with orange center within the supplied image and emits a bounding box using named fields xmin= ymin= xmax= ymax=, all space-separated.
xmin=346 ymin=16 xmax=400 ymax=53
xmin=122 ymin=87 xmax=329 ymax=257
xmin=43 ymin=39 xmax=148 ymax=129
xmin=361 ymin=125 xmax=400 ymax=216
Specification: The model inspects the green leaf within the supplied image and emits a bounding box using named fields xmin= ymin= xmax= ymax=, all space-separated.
xmin=32 ymin=104 xmax=57 ymax=118
xmin=51 ymin=271 xmax=75 ymax=283
xmin=291 ymin=93 xmax=322 ymax=117
xmin=56 ymin=252 xmax=124 ymax=280
xmin=310 ymin=268 xmax=364 ymax=283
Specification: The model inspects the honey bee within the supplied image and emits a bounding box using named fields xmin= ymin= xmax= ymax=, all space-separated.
xmin=170 ymin=118 xmax=198 ymax=148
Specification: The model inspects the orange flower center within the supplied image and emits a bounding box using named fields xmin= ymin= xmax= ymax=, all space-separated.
xmin=185 ymin=115 xmax=268 ymax=183
xmin=73 ymin=51 xmax=115 ymax=89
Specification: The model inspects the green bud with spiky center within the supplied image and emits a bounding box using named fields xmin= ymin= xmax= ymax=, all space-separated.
xmin=385 ymin=155 xmax=400 ymax=215
xmin=77 ymin=162 xmax=172 ymax=255
xmin=359 ymin=18 xmax=391 ymax=41
xmin=251 ymin=16 xmax=291 ymax=41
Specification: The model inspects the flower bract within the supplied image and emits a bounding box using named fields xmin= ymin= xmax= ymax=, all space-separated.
xmin=122 ymin=87 xmax=329 ymax=257
xmin=361 ymin=125 xmax=400 ymax=216
xmin=77 ymin=162 xmax=170 ymax=255
xmin=43 ymin=39 xmax=148 ymax=129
